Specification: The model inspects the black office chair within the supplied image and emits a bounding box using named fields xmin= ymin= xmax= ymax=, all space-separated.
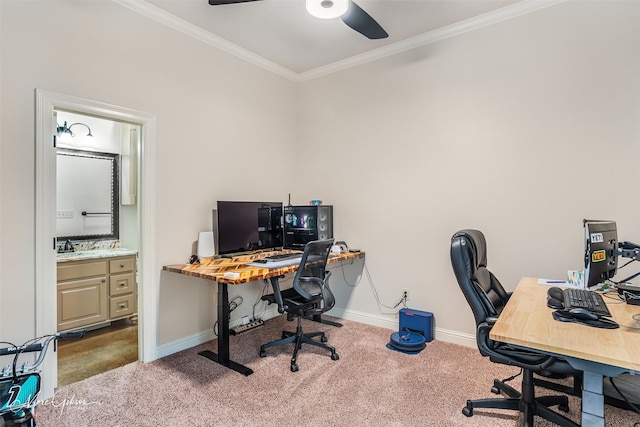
xmin=450 ymin=229 xmax=580 ymax=427
xmin=259 ymin=239 xmax=339 ymax=372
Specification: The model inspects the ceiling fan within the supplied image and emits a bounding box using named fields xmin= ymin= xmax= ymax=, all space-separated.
xmin=207 ymin=0 xmax=388 ymax=39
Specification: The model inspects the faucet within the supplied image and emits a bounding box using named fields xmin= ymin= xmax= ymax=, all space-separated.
xmin=59 ymin=239 xmax=75 ymax=253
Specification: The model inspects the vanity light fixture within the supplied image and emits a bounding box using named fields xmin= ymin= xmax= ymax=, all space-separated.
xmin=306 ymin=0 xmax=349 ymax=19
xmin=56 ymin=121 xmax=94 ymax=144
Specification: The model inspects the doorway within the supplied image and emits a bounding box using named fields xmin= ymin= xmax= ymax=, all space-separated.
xmin=35 ymin=89 xmax=158 ymax=399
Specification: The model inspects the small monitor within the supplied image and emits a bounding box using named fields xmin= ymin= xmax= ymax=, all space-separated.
xmin=215 ymin=201 xmax=283 ymax=256
xmin=584 ymin=219 xmax=618 ymax=288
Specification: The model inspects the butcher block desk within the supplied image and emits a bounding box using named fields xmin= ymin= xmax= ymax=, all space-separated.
xmin=490 ymin=277 xmax=640 ymax=427
xmin=163 ymin=249 xmax=365 ymax=376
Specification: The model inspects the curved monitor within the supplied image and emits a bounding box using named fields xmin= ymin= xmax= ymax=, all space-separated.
xmin=584 ymin=219 xmax=618 ymax=288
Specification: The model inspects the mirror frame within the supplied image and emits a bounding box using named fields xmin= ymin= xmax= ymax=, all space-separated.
xmin=57 ymin=148 xmax=119 ymax=241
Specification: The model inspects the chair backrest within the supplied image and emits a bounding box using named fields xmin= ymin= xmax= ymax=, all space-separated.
xmin=450 ymin=230 xmax=511 ymax=327
xmin=292 ymin=239 xmax=335 ymax=311
xmin=451 ymin=230 xmax=574 ymax=372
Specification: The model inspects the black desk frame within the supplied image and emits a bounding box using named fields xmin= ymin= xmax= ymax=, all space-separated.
xmin=198 ymin=281 xmax=253 ymax=376
xmin=196 ymin=276 xmax=339 ymax=376
xmin=173 ymin=251 xmax=365 ymax=376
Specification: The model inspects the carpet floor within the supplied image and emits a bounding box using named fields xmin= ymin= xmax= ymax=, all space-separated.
xmin=39 ymin=315 xmax=639 ymax=426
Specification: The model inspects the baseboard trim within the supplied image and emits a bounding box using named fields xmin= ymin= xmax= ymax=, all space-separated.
xmin=326 ymin=307 xmax=398 ymax=330
xmin=156 ymin=306 xmax=284 ymax=358
xmin=156 ymin=330 xmax=216 ymax=359
xmin=156 ymin=307 xmax=476 ymax=359
xmin=328 ymin=307 xmax=476 ymax=348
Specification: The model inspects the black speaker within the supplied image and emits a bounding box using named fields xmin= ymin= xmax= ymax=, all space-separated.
xmin=283 ymin=205 xmax=333 ymax=249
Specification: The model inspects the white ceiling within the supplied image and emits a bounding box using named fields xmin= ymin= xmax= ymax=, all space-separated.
xmin=118 ymin=0 xmax=553 ymax=79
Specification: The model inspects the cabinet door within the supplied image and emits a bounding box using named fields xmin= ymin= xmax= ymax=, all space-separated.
xmin=57 ymin=277 xmax=108 ymax=331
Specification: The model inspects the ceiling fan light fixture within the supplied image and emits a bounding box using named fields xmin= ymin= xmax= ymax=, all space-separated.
xmin=306 ymin=0 xmax=349 ymax=20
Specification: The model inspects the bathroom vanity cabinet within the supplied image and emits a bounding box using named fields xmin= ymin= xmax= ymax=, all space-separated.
xmin=57 ymin=253 xmax=137 ymax=331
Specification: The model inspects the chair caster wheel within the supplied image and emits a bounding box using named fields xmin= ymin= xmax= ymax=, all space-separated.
xmin=462 ymin=406 xmax=473 ymax=417
xmin=331 ymin=352 xmax=339 ymax=361
xmin=491 ymin=385 xmax=500 ymax=394
xmin=291 ymin=363 xmax=299 ymax=372
xmin=259 ymin=349 xmax=267 ymax=358
xmin=558 ymin=404 xmax=569 ymax=413
xmin=321 ymin=335 xmax=328 ymax=343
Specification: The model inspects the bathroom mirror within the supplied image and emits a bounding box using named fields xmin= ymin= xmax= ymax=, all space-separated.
xmin=56 ymin=148 xmax=119 ymax=241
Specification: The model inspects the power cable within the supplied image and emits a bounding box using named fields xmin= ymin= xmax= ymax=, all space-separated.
xmin=328 ymin=259 xmax=406 ymax=314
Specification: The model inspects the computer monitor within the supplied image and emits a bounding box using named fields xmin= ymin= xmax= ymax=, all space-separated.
xmin=584 ymin=219 xmax=618 ymax=288
xmin=215 ymin=201 xmax=283 ymax=256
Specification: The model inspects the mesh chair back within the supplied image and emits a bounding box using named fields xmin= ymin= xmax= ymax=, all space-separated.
xmin=292 ymin=239 xmax=334 ymax=309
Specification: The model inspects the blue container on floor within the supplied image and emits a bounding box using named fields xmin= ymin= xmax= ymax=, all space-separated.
xmin=399 ymin=308 xmax=433 ymax=342
xmin=387 ymin=331 xmax=426 ymax=354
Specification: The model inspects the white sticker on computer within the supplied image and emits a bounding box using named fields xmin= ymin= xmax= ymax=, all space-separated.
xmin=590 ymin=233 xmax=604 ymax=243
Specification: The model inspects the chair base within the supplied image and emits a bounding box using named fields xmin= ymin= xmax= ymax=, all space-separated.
xmin=462 ymin=369 xmax=579 ymax=427
xmin=534 ymin=372 xmax=583 ymax=397
xmin=259 ymin=317 xmax=339 ymax=372
xmin=306 ymin=314 xmax=343 ymax=328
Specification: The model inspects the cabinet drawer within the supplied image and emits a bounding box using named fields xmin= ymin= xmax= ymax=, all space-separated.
xmin=109 ymin=257 xmax=135 ymax=274
xmin=110 ymin=294 xmax=136 ymax=318
xmin=57 ymin=261 xmax=107 ymax=281
xmin=110 ymin=273 xmax=136 ymax=296
xmin=57 ymin=277 xmax=108 ymax=330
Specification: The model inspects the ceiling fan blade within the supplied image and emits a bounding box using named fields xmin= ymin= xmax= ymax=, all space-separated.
xmin=208 ymin=0 xmax=262 ymax=5
xmin=341 ymin=1 xmax=388 ymax=39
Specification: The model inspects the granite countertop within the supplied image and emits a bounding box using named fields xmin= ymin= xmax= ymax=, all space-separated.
xmin=56 ymin=248 xmax=137 ymax=263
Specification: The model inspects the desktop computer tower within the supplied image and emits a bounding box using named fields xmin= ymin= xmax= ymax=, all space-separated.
xmin=283 ymin=205 xmax=333 ymax=250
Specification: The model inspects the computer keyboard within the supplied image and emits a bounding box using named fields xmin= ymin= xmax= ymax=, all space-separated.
xmin=264 ymin=253 xmax=302 ymax=262
xmin=247 ymin=255 xmax=302 ymax=269
xmin=563 ymin=288 xmax=611 ymax=317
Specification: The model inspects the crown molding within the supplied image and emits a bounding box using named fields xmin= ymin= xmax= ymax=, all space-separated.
xmin=298 ymin=0 xmax=568 ymax=81
xmin=114 ymin=0 xmax=567 ymax=83
xmin=113 ymin=0 xmax=299 ymax=81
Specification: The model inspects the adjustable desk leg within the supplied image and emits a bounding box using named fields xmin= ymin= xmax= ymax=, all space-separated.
xmin=581 ymin=371 xmax=605 ymax=427
xmin=565 ymin=358 xmax=627 ymax=427
xmin=198 ymin=281 xmax=254 ymax=376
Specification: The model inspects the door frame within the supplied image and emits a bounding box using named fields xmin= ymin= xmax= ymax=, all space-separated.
xmin=35 ymin=89 xmax=157 ymax=399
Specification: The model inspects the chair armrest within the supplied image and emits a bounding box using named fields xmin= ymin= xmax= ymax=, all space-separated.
xmin=296 ymin=270 xmax=332 ymax=300
xmin=477 ymin=322 xmax=558 ymax=371
xmin=297 ymin=276 xmax=323 ymax=300
xmin=268 ymin=276 xmax=287 ymax=313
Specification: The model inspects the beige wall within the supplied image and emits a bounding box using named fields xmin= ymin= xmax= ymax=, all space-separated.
xmin=0 ymin=0 xmax=297 ymax=345
xmin=1 ymin=0 xmax=639 ymax=353
xmin=296 ymin=0 xmax=640 ymax=334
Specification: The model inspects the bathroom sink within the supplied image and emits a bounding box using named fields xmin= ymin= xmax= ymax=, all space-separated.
xmin=56 ymin=248 xmax=137 ymax=262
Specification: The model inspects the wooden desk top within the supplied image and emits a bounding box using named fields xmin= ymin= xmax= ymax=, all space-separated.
xmin=490 ymin=277 xmax=640 ymax=373
xmin=163 ymin=250 xmax=365 ymax=285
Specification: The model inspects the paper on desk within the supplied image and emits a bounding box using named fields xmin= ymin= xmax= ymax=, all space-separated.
xmin=537 ymin=279 xmax=568 ymax=286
